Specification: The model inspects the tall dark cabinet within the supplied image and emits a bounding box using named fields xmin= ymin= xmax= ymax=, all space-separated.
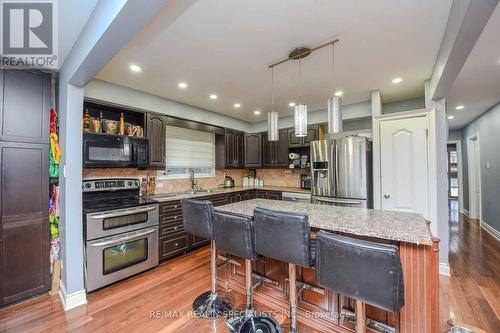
xmin=0 ymin=70 xmax=51 ymax=306
xmin=262 ymin=129 xmax=289 ymax=167
xmin=216 ymin=129 xmax=244 ymax=169
xmin=146 ymin=113 xmax=166 ymax=168
xmin=244 ymin=133 xmax=262 ymax=167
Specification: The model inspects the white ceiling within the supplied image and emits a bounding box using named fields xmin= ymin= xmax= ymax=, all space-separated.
xmin=96 ymin=0 xmax=452 ymax=122
xmin=446 ymin=4 xmax=500 ymax=130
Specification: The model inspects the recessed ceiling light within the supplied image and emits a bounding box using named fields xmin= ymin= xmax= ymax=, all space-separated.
xmin=335 ymin=91 xmax=343 ymax=97
xmin=129 ymin=64 xmax=141 ymax=72
xmin=254 ymin=110 xmax=261 ymax=115
xmin=289 ymin=102 xmax=296 ymax=107
xmin=209 ymin=94 xmax=218 ymax=100
xmin=448 ymin=115 xmax=455 ymax=120
xmin=178 ymin=82 xmax=188 ymax=88
xmin=392 ymin=77 xmax=402 ymax=84
xmin=234 ymin=103 xmax=241 ymax=108
xmin=455 ymin=105 xmax=464 ymax=110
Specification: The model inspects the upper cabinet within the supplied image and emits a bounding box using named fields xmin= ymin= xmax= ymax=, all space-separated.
xmin=244 ymin=133 xmax=262 ymax=168
xmin=288 ymin=125 xmax=319 ymax=147
xmin=216 ymin=129 xmax=245 ymax=169
xmin=262 ymin=129 xmax=289 ymax=167
xmin=0 ymin=70 xmax=50 ymax=144
xmin=146 ymin=113 xmax=166 ymax=168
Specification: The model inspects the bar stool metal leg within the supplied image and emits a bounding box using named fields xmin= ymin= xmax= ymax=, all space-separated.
xmin=227 ymin=259 xmax=281 ymax=333
xmin=355 ymin=301 xmax=366 ymax=333
xmin=289 ymin=263 xmax=298 ymax=333
xmin=192 ymin=240 xmax=231 ymax=318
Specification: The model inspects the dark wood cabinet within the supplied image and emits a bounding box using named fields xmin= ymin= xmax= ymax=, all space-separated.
xmin=255 ymin=190 xmax=282 ymax=200
xmin=287 ymin=125 xmax=318 ymax=147
xmin=158 ymin=190 xmax=279 ymax=262
xmin=244 ymin=133 xmax=262 ymax=167
xmin=0 ymin=70 xmax=51 ymax=306
xmin=262 ymin=129 xmax=289 ymax=167
xmin=0 ymin=70 xmax=50 ymax=144
xmin=146 ymin=113 xmax=166 ymax=168
xmin=216 ymin=129 xmax=245 ymax=169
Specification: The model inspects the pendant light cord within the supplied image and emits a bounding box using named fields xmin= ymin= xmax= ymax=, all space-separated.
xmin=331 ymin=43 xmax=335 ymax=95
xmin=271 ymin=66 xmax=274 ymax=111
xmin=298 ymin=59 xmax=302 ymax=103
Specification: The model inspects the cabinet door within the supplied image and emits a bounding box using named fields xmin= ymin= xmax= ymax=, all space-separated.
xmin=0 ymin=142 xmax=50 ymax=305
xmin=244 ymin=133 xmax=262 ymax=167
xmin=288 ymin=128 xmax=303 ymax=147
xmin=146 ymin=114 xmax=166 ymax=167
xmin=0 ymin=70 xmax=50 ymax=144
xmin=275 ymin=129 xmax=289 ymax=167
xmin=225 ymin=130 xmax=235 ymax=167
xmin=261 ymin=132 xmax=274 ymax=167
xmin=235 ymin=131 xmax=245 ymax=167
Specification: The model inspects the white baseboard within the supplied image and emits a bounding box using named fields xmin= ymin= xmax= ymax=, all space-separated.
xmin=59 ymin=283 xmax=87 ymax=311
xmin=439 ymin=263 xmax=451 ymax=277
xmin=481 ymin=220 xmax=500 ymax=242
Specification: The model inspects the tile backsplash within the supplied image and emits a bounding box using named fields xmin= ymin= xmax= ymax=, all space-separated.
xmin=82 ymin=168 xmax=306 ymax=193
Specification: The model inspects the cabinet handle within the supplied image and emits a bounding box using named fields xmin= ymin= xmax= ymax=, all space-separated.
xmin=174 ymin=216 xmax=177 ymax=219
xmin=175 ymin=243 xmax=179 ymax=247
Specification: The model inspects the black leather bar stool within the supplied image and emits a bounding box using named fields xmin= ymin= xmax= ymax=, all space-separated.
xmin=181 ymin=199 xmax=231 ymax=318
xmin=254 ymin=208 xmax=315 ymax=333
xmin=213 ymin=210 xmax=281 ymax=333
xmin=315 ymin=231 xmax=405 ymax=333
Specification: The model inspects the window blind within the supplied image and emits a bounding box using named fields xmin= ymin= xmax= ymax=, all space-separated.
xmin=165 ymin=126 xmax=215 ymax=168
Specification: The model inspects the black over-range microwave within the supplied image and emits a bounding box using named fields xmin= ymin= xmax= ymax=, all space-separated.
xmin=83 ymin=133 xmax=149 ymax=168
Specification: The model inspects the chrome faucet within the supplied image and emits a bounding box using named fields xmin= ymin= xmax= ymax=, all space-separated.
xmin=189 ymin=169 xmax=196 ymax=193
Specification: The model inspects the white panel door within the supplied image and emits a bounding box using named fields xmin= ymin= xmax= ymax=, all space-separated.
xmin=380 ymin=117 xmax=429 ymax=217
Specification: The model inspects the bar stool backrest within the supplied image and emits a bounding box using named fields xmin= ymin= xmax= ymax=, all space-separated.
xmin=181 ymin=199 xmax=214 ymax=240
xmin=213 ymin=211 xmax=257 ymax=260
xmin=254 ymin=207 xmax=312 ymax=267
xmin=316 ymin=231 xmax=405 ymax=312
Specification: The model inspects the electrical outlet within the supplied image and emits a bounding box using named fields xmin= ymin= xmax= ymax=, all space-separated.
xmin=486 ymin=161 xmax=490 ymax=169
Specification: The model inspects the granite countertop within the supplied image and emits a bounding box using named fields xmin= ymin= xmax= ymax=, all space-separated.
xmin=216 ymin=199 xmax=432 ymax=245
xmin=149 ymin=186 xmax=310 ymax=202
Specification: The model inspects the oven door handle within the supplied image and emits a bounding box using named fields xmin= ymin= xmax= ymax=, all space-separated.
xmin=89 ymin=227 xmax=157 ymax=247
xmin=89 ymin=205 xmax=157 ymax=219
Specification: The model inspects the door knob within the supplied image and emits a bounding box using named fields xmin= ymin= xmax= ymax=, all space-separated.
xmin=384 ymin=194 xmax=391 ymax=199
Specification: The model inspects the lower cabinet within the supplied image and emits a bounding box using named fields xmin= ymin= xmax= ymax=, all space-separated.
xmin=158 ymin=190 xmax=277 ymax=262
xmin=255 ymin=190 xmax=282 ymax=200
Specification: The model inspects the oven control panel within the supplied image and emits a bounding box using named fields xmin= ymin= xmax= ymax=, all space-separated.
xmin=82 ymin=179 xmax=140 ymax=192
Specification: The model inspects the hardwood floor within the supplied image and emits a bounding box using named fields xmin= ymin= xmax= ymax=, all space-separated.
xmin=0 ymin=205 xmax=498 ymax=333
xmin=439 ymin=201 xmax=500 ymax=332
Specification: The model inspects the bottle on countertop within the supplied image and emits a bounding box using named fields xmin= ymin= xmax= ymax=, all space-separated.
xmin=119 ymin=112 xmax=125 ymax=135
xmin=140 ymin=177 xmax=148 ymax=196
xmin=99 ymin=111 xmax=105 ymax=134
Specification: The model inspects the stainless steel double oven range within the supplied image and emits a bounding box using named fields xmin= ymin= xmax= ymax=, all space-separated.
xmin=83 ymin=179 xmax=159 ymax=292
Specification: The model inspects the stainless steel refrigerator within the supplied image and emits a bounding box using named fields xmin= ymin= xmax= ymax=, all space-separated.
xmin=310 ymin=136 xmax=372 ymax=208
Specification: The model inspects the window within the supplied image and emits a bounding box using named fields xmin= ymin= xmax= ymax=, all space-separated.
xmin=161 ymin=126 xmax=215 ymax=179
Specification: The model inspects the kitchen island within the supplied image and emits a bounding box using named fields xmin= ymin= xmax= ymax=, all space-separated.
xmin=215 ymin=199 xmax=439 ymax=333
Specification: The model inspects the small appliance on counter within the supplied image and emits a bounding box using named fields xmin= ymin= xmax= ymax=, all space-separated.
xmin=224 ymin=175 xmax=235 ymax=188
xmin=300 ymin=174 xmax=311 ymax=189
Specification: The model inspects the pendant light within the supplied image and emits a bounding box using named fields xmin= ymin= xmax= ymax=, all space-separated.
xmin=268 ymin=66 xmax=279 ymax=141
xmin=327 ymin=43 xmax=342 ymax=134
xmin=294 ymin=58 xmax=307 ymax=137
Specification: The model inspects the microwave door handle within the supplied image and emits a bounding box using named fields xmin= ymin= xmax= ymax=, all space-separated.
xmin=89 ymin=227 xmax=157 ymax=247
xmin=89 ymin=205 xmax=157 ymax=219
